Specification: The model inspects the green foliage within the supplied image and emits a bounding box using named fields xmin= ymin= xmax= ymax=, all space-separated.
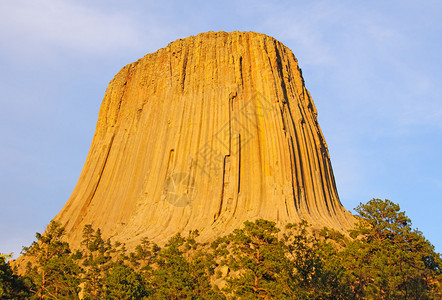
xmin=81 ymin=225 xmax=113 ymax=299
xmin=147 ymin=231 xmax=224 ymax=299
xmin=8 ymin=199 xmax=442 ymax=299
xmin=216 ymin=219 xmax=292 ymax=299
xmin=129 ymin=237 xmax=158 ymax=269
xmin=103 ymin=263 xmax=146 ymax=299
xmin=213 ymin=219 xmax=351 ymax=299
xmin=22 ymin=221 xmax=82 ymax=299
xmin=338 ymin=199 xmax=442 ymax=299
xmin=351 ymin=198 xmax=412 ymax=241
xmin=284 ymin=221 xmax=352 ymax=299
xmin=0 ymin=253 xmax=30 ymax=299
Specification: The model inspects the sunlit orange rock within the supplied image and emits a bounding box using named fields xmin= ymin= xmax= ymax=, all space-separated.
xmin=54 ymin=31 xmax=354 ymax=249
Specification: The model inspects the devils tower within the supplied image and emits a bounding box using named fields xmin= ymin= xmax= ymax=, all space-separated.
xmin=54 ymin=31 xmax=354 ymax=249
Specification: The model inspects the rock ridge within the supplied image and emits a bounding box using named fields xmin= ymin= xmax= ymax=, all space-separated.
xmin=54 ymin=31 xmax=354 ymax=249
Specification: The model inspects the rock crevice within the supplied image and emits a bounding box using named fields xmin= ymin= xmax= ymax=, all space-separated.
xmin=54 ymin=31 xmax=354 ymax=249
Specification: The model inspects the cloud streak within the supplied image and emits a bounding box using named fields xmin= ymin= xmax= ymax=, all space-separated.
xmin=0 ymin=0 xmax=154 ymax=60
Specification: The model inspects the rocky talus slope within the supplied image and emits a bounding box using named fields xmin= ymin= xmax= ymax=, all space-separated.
xmin=54 ymin=31 xmax=354 ymax=249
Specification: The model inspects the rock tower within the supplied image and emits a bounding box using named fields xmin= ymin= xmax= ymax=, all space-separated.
xmin=54 ymin=31 xmax=354 ymax=248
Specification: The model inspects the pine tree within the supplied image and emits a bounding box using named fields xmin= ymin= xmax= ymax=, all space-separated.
xmin=81 ymin=225 xmax=113 ymax=299
xmin=0 ymin=253 xmax=30 ymax=299
xmin=284 ymin=221 xmax=353 ymax=299
xmin=215 ymin=219 xmax=292 ymax=299
xmin=21 ymin=221 xmax=82 ymax=299
xmin=338 ymin=199 xmax=442 ymax=299
xmin=148 ymin=231 xmax=224 ymax=299
xmin=11 ymin=198 xmax=441 ymax=299
xmin=103 ymin=263 xmax=146 ymax=299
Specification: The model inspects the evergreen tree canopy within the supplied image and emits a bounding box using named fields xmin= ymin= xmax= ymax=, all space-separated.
xmin=5 ymin=199 xmax=441 ymax=299
xmin=341 ymin=199 xmax=442 ymax=299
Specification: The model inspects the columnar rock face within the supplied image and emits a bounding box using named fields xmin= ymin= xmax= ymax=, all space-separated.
xmin=54 ymin=31 xmax=354 ymax=249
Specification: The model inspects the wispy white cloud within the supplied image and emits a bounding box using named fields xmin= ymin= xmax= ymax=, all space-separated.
xmin=0 ymin=0 xmax=164 ymax=60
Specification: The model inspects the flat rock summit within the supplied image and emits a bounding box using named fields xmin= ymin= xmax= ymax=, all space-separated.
xmin=54 ymin=31 xmax=354 ymax=249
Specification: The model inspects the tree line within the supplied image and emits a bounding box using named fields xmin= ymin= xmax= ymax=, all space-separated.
xmin=1 ymin=199 xmax=441 ymax=299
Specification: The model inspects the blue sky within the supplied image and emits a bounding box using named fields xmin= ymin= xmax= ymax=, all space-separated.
xmin=1 ymin=0 xmax=441 ymax=257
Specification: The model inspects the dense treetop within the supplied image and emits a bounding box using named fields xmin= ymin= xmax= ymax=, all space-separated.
xmin=1 ymin=199 xmax=441 ymax=299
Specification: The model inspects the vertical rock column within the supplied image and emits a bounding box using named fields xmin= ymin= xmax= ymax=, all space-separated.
xmin=54 ymin=31 xmax=354 ymax=249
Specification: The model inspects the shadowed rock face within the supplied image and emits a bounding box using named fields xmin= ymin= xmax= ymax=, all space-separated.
xmin=54 ymin=31 xmax=354 ymax=249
